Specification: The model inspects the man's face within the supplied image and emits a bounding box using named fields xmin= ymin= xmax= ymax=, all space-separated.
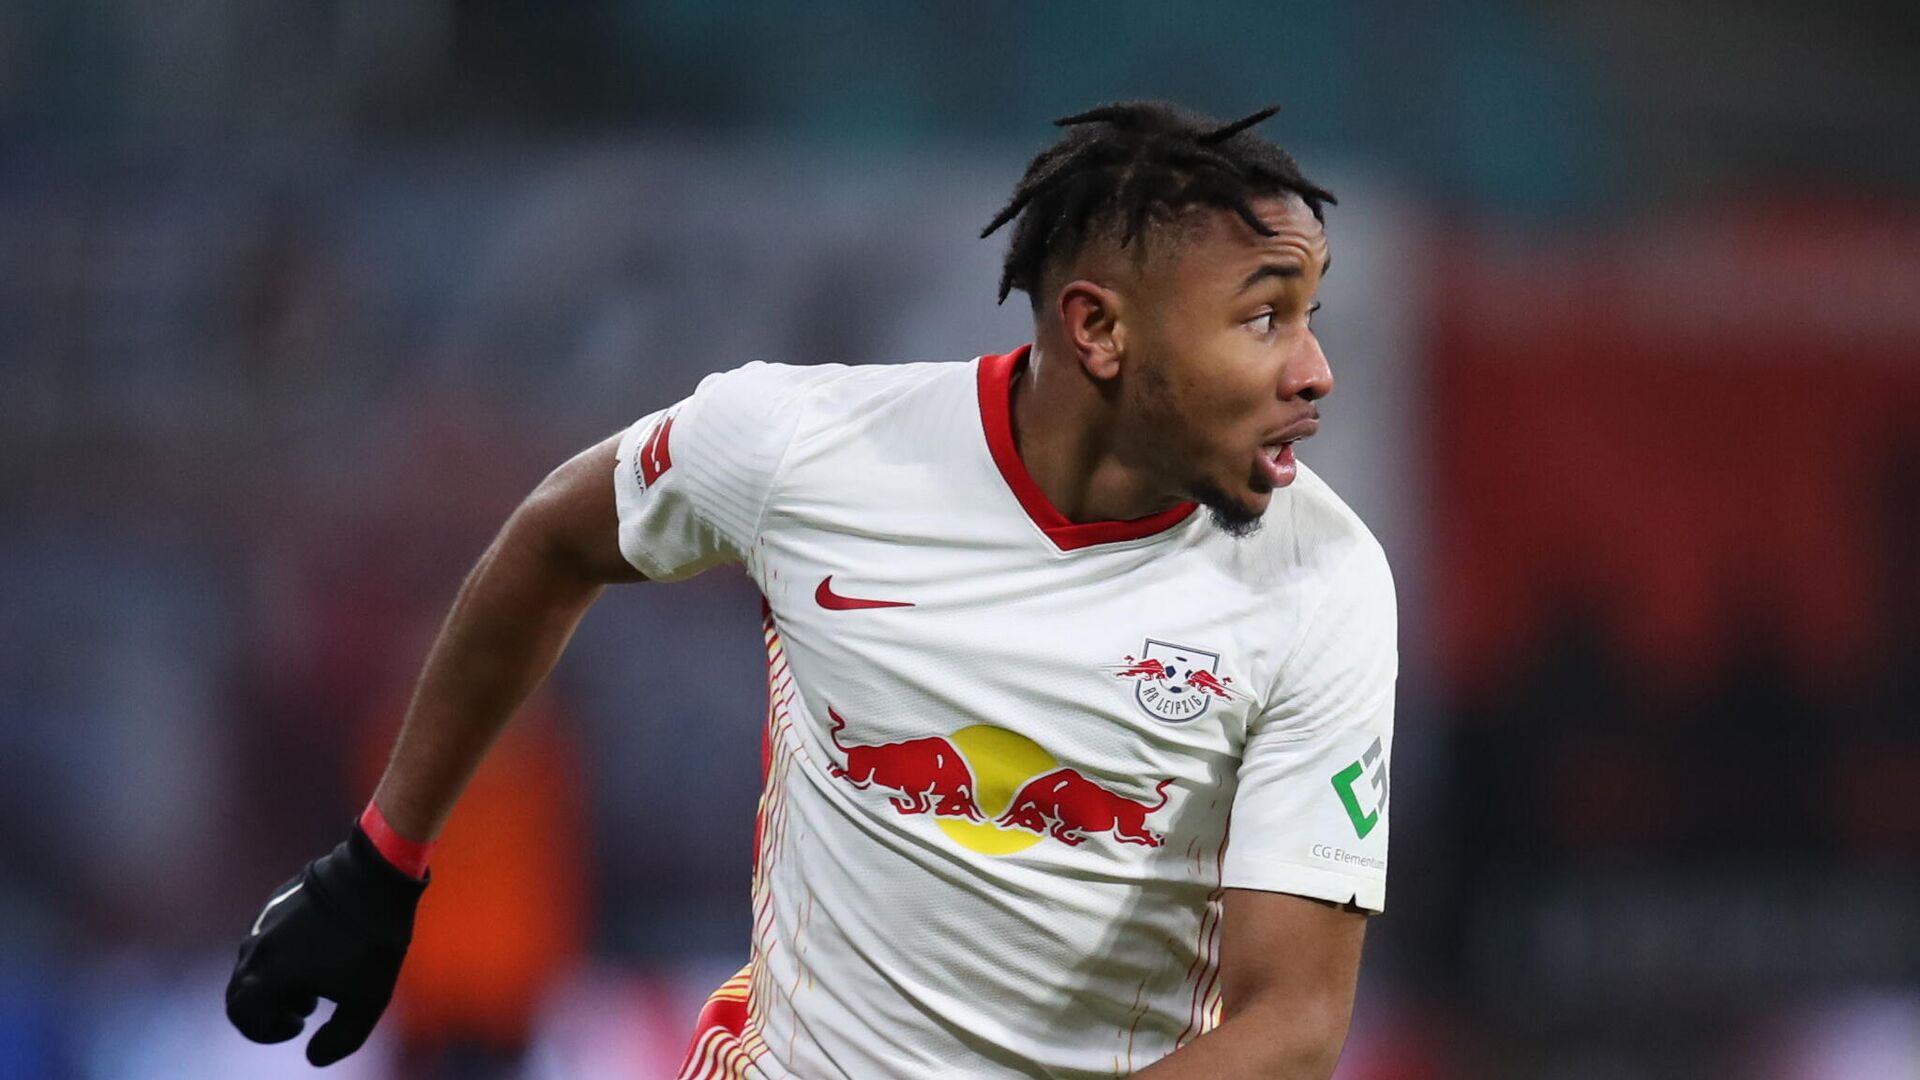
xmin=1120 ymin=194 xmax=1333 ymax=534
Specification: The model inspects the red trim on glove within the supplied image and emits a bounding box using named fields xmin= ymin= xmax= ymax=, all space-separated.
xmin=359 ymin=801 xmax=435 ymax=879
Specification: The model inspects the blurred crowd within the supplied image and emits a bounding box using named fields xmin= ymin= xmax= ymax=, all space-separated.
xmin=1 ymin=2 xmax=1915 ymax=1077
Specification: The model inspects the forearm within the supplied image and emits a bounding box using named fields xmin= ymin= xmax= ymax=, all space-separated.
xmin=1131 ymin=999 xmax=1352 ymax=1079
xmin=368 ymin=505 xmax=608 ymax=843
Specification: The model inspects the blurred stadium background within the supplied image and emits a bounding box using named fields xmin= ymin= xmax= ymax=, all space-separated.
xmin=0 ymin=2 xmax=1915 ymax=1077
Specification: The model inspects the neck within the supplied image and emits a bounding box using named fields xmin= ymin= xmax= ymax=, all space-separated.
xmin=1009 ymin=343 xmax=1184 ymax=523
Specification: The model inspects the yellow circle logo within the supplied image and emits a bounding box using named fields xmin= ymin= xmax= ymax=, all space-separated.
xmin=936 ymin=725 xmax=1057 ymax=854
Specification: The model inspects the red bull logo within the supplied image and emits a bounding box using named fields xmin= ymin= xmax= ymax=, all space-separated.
xmin=1114 ymin=657 xmax=1171 ymax=681
xmin=827 ymin=708 xmax=984 ymax=821
xmin=1183 ymin=669 xmax=1235 ymax=700
xmin=996 ymin=771 xmax=1173 ymax=848
xmin=823 ymin=709 xmax=1173 ymax=855
xmin=1109 ymin=639 xmax=1241 ymax=722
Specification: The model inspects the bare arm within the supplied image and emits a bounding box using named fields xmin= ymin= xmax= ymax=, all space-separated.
xmin=369 ymin=431 xmax=645 ymax=843
xmin=1132 ymin=889 xmax=1369 ymax=1079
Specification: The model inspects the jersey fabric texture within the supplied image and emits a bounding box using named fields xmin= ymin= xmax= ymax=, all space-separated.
xmin=613 ymin=346 xmax=1397 ymax=1079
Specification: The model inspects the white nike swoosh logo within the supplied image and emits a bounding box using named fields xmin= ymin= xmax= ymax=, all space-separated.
xmin=251 ymin=883 xmax=303 ymax=935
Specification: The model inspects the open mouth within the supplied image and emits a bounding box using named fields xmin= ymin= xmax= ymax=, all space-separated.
xmin=1256 ymin=440 xmax=1299 ymax=489
xmin=1253 ymin=413 xmax=1319 ymax=491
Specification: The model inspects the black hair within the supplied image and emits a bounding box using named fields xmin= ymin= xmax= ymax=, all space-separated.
xmin=981 ymin=101 xmax=1336 ymax=306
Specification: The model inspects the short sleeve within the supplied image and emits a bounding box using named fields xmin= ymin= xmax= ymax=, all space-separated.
xmin=611 ymin=361 xmax=820 ymax=581
xmin=1222 ymin=539 xmax=1398 ymax=913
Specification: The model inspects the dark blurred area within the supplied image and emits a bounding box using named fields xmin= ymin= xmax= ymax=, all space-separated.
xmin=0 ymin=3 xmax=1913 ymax=1078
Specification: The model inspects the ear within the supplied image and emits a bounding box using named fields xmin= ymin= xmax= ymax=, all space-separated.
xmin=1055 ymin=279 xmax=1127 ymax=382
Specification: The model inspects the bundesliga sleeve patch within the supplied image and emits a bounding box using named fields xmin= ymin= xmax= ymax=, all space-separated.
xmin=634 ymin=410 xmax=676 ymax=489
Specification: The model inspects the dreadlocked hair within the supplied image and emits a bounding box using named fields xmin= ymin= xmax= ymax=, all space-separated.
xmin=981 ymin=101 xmax=1336 ymax=306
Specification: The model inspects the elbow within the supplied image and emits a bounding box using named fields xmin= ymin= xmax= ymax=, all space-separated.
xmin=1273 ymin=1026 xmax=1350 ymax=1080
xmin=1282 ymin=1041 xmax=1348 ymax=1080
xmin=1227 ymin=996 xmax=1354 ymax=1079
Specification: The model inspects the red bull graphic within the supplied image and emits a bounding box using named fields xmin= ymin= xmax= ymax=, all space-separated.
xmin=1113 ymin=657 xmax=1171 ymax=681
xmin=1183 ymin=668 xmax=1235 ymax=700
xmin=995 ymin=771 xmax=1174 ymax=848
xmin=826 ymin=708 xmax=984 ymax=821
xmin=1109 ymin=639 xmax=1240 ymax=722
xmin=822 ymin=709 xmax=1177 ymax=854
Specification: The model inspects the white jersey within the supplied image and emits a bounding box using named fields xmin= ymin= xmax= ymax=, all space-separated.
xmin=614 ymin=347 xmax=1396 ymax=1079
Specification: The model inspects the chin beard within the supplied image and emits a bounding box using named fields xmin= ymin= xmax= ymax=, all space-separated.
xmin=1195 ymin=482 xmax=1266 ymax=539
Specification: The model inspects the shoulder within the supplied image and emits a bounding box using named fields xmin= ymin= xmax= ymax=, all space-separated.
xmin=1225 ymin=461 xmax=1394 ymax=605
xmin=683 ymin=358 xmax=850 ymax=419
xmin=1285 ymin=463 xmax=1394 ymax=601
xmin=1230 ymin=464 xmax=1398 ymax=718
xmin=1271 ymin=464 xmax=1397 ymax=678
xmin=691 ymin=358 xmax=969 ymax=436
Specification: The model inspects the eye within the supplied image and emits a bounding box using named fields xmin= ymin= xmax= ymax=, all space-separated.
xmin=1306 ymin=301 xmax=1323 ymax=326
xmin=1245 ymin=310 xmax=1276 ymax=336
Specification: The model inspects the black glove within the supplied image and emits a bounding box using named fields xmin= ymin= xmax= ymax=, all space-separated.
xmin=226 ymin=826 xmax=429 ymax=1067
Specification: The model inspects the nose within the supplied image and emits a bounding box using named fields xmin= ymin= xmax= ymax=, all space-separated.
xmin=1281 ymin=331 xmax=1334 ymax=403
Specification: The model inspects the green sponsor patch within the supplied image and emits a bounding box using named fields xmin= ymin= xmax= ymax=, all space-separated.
xmin=1331 ymin=737 xmax=1387 ymax=839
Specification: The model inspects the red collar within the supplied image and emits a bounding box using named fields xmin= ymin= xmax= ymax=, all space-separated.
xmin=976 ymin=345 xmax=1198 ymax=552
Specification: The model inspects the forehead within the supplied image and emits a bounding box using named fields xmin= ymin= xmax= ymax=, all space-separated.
xmin=1169 ymin=194 xmax=1329 ymax=287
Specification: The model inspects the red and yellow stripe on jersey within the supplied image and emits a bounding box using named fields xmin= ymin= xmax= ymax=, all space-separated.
xmin=678 ymin=605 xmax=794 ymax=1079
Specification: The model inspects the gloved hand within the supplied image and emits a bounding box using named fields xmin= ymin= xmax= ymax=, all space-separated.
xmin=225 ymin=826 xmax=429 ymax=1066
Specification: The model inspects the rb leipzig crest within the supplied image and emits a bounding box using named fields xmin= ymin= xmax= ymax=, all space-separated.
xmin=1110 ymin=639 xmax=1241 ymax=723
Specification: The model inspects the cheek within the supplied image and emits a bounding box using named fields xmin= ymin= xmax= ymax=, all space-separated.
xmin=1127 ymin=362 xmax=1207 ymax=461
xmin=1194 ymin=347 xmax=1277 ymax=427
xmin=1155 ymin=366 xmax=1258 ymax=465
xmin=1131 ymin=334 xmax=1269 ymax=459
xmin=1128 ymin=369 xmax=1185 ymax=442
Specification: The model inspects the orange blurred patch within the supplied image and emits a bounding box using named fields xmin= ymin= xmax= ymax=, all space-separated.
xmin=360 ymin=693 xmax=591 ymax=1051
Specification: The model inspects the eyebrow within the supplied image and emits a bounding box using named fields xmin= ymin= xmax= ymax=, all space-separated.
xmin=1235 ymin=257 xmax=1333 ymax=294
